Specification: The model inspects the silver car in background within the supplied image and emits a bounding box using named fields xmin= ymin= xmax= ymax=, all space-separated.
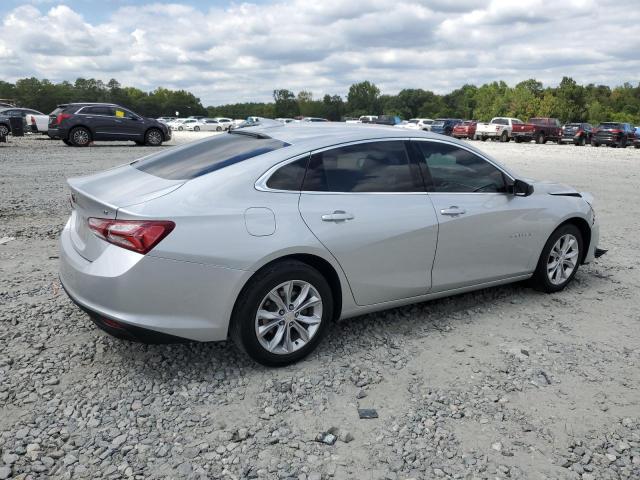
xmin=59 ymin=123 xmax=602 ymax=366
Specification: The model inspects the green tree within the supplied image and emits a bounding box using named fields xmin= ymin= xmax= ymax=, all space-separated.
xmin=347 ymin=81 xmax=380 ymax=116
xmin=273 ymin=89 xmax=299 ymax=118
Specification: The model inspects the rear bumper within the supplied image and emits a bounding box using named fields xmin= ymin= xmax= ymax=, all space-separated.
xmin=48 ymin=127 xmax=67 ymax=140
xmin=59 ymin=218 xmax=249 ymax=342
xmin=511 ymin=131 xmax=534 ymax=140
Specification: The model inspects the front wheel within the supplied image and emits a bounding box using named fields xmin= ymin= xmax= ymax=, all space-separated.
xmin=230 ymin=260 xmax=333 ymax=366
xmin=0 ymin=123 xmax=9 ymax=137
xmin=193 ymin=126 xmax=200 ymax=132
xmin=530 ymin=224 xmax=583 ymax=293
xmin=216 ymin=126 xmax=222 ymax=132
xmin=536 ymin=132 xmax=546 ymax=144
xmin=500 ymin=131 xmax=509 ymax=142
xmin=144 ymin=128 xmax=163 ymax=146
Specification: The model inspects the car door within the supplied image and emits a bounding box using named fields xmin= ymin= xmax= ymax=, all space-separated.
xmin=412 ymin=139 xmax=542 ymax=292
xmin=116 ymin=108 xmax=145 ymax=139
xmin=298 ymin=140 xmax=439 ymax=306
xmin=79 ymin=106 xmax=117 ymax=140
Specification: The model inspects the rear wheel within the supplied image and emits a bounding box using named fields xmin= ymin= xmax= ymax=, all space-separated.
xmin=500 ymin=131 xmax=509 ymax=142
xmin=193 ymin=126 xmax=200 ymax=132
xmin=0 ymin=123 xmax=9 ymax=137
xmin=230 ymin=260 xmax=333 ymax=366
xmin=530 ymin=224 xmax=583 ymax=293
xmin=69 ymin=127 xmax=91 ymax=147
xmin=144 ymin=128 xmax=163 ymax=146
xmin=536 ymin=132 xmax=546 ymax=144
xmin=216 ymin=126 xmax=222 ymax=132
xmin=514 ymin=137 xmax=522 ymax=143
xmin=592 ymin=141 xmax=599 ymax=147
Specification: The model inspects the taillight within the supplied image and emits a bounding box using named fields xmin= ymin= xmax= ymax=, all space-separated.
xmin=576 ymin=129 xmax=583 ymax=136
xmin=87 ymin=218 xmax=175 ymax=254
xmin=56 ymin=113 xmax=72 ymax=125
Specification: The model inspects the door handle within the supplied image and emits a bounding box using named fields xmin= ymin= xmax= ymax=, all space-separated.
xmin=440 ymin=206 xmax=466 ymax=216
xmin=321 ymin=210 xmax=354 ymax=222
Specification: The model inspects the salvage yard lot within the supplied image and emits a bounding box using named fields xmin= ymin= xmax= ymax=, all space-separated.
xmin=0 ymin=133 xmax=639 ymax=479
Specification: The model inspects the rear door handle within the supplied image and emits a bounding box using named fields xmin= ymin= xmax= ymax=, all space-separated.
xmin=321 ymin=210 xmax=354 ymax=222
xmin=440 ymin=206 xmax=466 ymax=216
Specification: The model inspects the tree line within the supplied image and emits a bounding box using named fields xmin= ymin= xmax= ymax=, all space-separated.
xmin=2 ymin=76 xmax=639 ymax=125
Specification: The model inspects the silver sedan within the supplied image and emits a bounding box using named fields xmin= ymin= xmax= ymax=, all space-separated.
xmin=59 ymin=123 xmax=603 ymax=366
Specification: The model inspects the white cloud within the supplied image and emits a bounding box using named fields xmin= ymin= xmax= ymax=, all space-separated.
xmin=0 ymin=0 xmax=638 ymax=105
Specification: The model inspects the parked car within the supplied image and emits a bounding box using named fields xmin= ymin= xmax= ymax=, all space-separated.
xmin=59 ymin=123 xmax=603 ymax=366
xmin=511 ymin=117 xmax=562 ymax=144
xmin=634 ymin=127 xmax=640 ymax=149
xmin=452 ymin=120 xmax=477 ymax=139
xmin=400 ymin=118 xmax=434 ymax=131
xmin=302 ymin=117 xmax=329 ymax=122
xmin=374 ymin=115 xmax=402 ymax=126
xmin=167 ymin=118 xmax=188 ymax=130
xmin=559 ymin=123 xmax=593 ymax=146
xmin=359 ymin=115 xmax=378 ymax=123
xmin=476 ymin=117 xmax=523 ymax=142
xmin=212 ymin=117 xmax=234 ymax=130
xmin=0 ymin=107 xmax=48 ymax=136
xmin=174 ymin=118 xmax=201 ymax=131
xmin=275 ymin=118 xmax=296 ymax=124
xmin=185 ymin=118 xmax=227 ymax=132
xmin=592 ymin=122 xmax=635 ymax=148
xmin=157 ymin=117 xmax=176 ymax=123
xmin=47 ymin=103 xmax=171 ymax=147
xmin=430 ymin=118 xmax=462 ymax=136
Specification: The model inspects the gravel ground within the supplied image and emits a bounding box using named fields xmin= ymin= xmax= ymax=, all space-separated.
xmin=0 ymin=132 xmax=639 ymax=480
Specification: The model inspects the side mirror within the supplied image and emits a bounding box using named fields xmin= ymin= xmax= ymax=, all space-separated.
xmin=511 ymin=179 xmax=534 ymax=197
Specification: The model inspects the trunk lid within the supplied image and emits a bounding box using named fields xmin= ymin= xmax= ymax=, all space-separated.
xmin=67 ymin=165 xmax=184 ymax=261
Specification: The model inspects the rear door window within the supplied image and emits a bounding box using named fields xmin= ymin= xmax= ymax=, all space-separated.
xmin=134 ymin=132 xmax=289 ymax=180
xmin=266 ymin=156 xmax=309 ymax=191
xmin=302 ymin=141 xmax=422 ymax=193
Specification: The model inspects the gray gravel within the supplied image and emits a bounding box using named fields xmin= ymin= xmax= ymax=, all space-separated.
xmin=0 ymin=133 xmax=639 ymax=479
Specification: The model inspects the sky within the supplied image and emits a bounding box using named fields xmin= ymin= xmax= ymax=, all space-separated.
xmin=1 ymin=0 xmax=639 ymax=106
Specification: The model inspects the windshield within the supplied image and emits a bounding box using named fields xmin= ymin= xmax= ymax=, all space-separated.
xmin=134 ymin=132 xmax=290 ymax=180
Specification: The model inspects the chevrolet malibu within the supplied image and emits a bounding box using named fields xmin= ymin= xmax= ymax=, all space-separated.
xmin=59 ymin=124 xmax=603 ymax=366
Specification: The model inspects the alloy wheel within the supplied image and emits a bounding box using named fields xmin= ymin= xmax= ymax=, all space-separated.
xmin=73 ymin=129 xmax=89 ymax=146
xmin=147 ymin=130 xmax=162 ymax=145
xmin=0 ymin=125 xmax=8 ymax=136
xmin=254 ymin=280 xmax=323 ymax=354
xmin=547 ymin=234 xmax=579 ymax=285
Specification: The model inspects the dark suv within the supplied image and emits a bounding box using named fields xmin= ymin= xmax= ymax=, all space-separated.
xmin=560 ymin=122 xmax=592 ymax=146
xmin=592 ymin=122 xmax=634 ymax=148
xmin=48 ymin=103 xmax=171 ymax=147
xmin=430 ymin=118 xmax=463 ymax=136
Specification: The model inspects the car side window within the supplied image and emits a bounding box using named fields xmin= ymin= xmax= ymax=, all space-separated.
xmin=302 ymin=141 xmax=422 ymax=193
xmin=266 ymin=156 xmax=309 ymax=191
xmin=84 ymin=106 xmax=115 ymax=116
xmin=415 ymin=141 xmax=507 ymax=193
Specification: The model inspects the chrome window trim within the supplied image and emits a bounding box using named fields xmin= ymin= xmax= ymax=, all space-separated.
xmin=256 ymin=137 xmax=516 ymax=195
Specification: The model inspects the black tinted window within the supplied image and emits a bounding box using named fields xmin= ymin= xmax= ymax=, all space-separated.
xmin=83 ymin=106 xmax=114 ymax=116
xmin=266 ymin=157 xmax=309 ymax=190
xmin=416 ymin=142 xmax=507 ymax=193
xmin=135 ymin=132 xmax=289 ymax=180
xmin=303 ymin=141 xmax=421 ymax=192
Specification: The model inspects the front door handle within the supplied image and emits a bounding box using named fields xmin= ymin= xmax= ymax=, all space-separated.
xmin=440 ymin=206 xmax=466 ymax=216
xmin=321 ymin=210 xmax=354 ymax=222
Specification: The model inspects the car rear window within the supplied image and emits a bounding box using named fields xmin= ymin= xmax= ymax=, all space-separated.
xmin=134 ymin=132 xmax=290 ymax=180
xmin=598 ymin=123 xmax=621 ymax=129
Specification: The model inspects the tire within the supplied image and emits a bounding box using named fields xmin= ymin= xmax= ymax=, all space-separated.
xmin=62 ymin=139 xmax=73 ymax=146
xmin=481 ymin=136 xmax=488 ymax=142
xmin=230 ymin=260 xmax=333 ymax=367
xmin=216 ymin=126 xmax=222 ymax=132
xmin=144 ymin=128 xmax=163 ymax=146
xmin=69 ymin=127 xmax=91 ymax=147
xmin=500 ymin=131 xmax=509 ymax=142
xmin=194 ymin=126 xmax=200 ymax=132
xmin=535 ymin=132 xmax=545 ymax=144
xmin=620 ymin=137 xmax=627 ymax=148
xmin=530 ymin=224 xmax=583 ymax=293
xmin=592 ymin=141 xmax=599 ymax=147
xmin=635 ymin=144 xmax=640 ymax=149
xmin=514 ymin=137 xmax=522 ymax=143
xmin=0 ymin=123 xmax=9 ymax=137
xmin=178 ymin=126 xmax=183 ymax=131
xmin=580 ymin=136 xmax=586 ymax=146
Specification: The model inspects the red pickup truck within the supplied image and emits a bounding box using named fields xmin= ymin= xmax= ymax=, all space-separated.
xmin=511 ymin=117 xmax=563 ymax=144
